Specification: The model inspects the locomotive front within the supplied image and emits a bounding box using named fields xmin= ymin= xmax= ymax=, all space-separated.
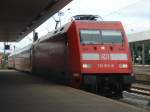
xmin=68 ymin=16 xmax=134 ymax=96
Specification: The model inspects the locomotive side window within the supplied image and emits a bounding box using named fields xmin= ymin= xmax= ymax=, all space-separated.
xmin=101 ymin=30 xmax=123 ymax=44
xmin=80 ymin=30 xmax=101 ymax=44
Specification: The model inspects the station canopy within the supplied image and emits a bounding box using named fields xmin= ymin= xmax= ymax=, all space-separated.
xmin=0 ymin=0 xmax=72 ymax=42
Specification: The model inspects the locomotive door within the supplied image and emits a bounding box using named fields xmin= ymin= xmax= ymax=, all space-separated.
xmin=64 ymin=34 xmax=69 ymax=72
xmin=30 ymin=45 xmax=36 ymax=72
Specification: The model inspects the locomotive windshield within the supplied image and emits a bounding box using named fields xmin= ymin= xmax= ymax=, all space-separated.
xmin=101 ymin=30 xmax=123 ymax=44
xmin=80 ymin=30 xmax=101 ymax=44
xmin=80 ymin=30 xmax=123 ymax=44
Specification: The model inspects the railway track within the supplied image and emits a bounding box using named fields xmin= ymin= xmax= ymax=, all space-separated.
xmin=122 ymin=91 xmax=150 ymax=111
xmin=130 ymin=86 xmax=150 ymax=96
xmin=120 ymin=83 xmax=150 ymax=111
xmin=81 ymin=82 xmax=150 ymax=111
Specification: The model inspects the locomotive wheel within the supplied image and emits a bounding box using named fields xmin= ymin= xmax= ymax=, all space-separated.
xmin=70 ymin=74 xmax=82 ymax=89
xmin=96 ymin=78 xmax=123 ymax=98
xmin=31 ymin=65 xmax=36 ymax=74
xmin=123 ymin=84 xmax=131 ymax=91
xmin=63 ymin=72 xmax=82 ymax=88
xmin=104 ymin=81 xmax=123 ymax=98
xmin=113 ymin=83 xmax=123 ymax=98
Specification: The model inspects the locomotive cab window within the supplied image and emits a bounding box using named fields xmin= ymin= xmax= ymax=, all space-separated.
xmin=101 ymin=30 xmax=123 ymax=44
xmin=80 ymin=30 xmax=101 ymax=44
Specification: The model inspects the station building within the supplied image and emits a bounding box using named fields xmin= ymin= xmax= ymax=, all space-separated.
xmin=128 ymin=30 xmax=150 ymax=65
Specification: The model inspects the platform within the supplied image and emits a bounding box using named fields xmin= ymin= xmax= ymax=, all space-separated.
xmin=0 ymin=70 xmax=147 ymax=112
xmin=134 ymin=65 xmax=150 ymax=82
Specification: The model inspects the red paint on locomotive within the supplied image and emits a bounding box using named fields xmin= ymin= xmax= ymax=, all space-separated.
xmin=8 ymin=20 xmax=134 ymax=95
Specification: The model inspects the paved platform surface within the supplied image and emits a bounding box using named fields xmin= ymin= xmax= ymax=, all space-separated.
xmin=134 ymin=65 xmax=150 ymax=82
xmin=0 ymin=70 xmax=147 ymax=112
xmin=134 ymin=65 xmax=150 ymax=75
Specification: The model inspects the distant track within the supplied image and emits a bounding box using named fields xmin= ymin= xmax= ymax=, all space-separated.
xmin=130 ymin=86 xmax=150 ymax=96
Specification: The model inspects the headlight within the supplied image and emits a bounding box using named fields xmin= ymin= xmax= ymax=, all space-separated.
xmin=82 ymin=64 xmax=92 ymax=68
xmin=119 ymin=64 xmax=128 ymax=68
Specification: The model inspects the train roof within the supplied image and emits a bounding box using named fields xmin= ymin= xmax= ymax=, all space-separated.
xmin=8 ymin=20 xmax=123 ymax=57
xmin=73 ymin=20 xmax=122 ymax=26
xmin=35 ymin=22 xmax=72 ymax=43
xmin=36 ymin=20 xmax=122 ymax=43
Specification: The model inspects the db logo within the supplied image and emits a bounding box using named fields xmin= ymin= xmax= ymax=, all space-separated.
xmin=100 ymin=54 xmax=110 ymax=60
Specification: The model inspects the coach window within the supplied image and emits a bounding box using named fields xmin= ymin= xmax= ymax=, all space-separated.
xmin=80 ymin=30 xmax=101 ymax=44
xmin=101 ymin=30 xmax=123 ymax=44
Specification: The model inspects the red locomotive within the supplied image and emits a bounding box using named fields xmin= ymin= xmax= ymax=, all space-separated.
xmin=8 ymin=15 xmax=134 ymax=96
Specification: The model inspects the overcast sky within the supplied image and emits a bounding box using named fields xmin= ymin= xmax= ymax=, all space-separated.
xmin=2 ymin=0 xmax=150 ymax=53
xmin=35 ymin=0 xmax=150 ymax=39
xmin=37 ymin=0 xmax=150 ymax=35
